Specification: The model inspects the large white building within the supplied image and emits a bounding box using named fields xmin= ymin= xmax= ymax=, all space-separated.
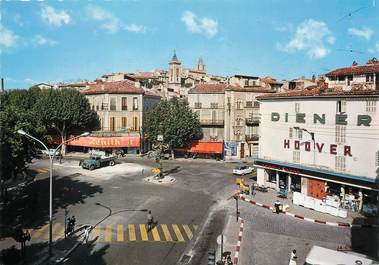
xmin=256 ymin=87 xmax=378 ymax=214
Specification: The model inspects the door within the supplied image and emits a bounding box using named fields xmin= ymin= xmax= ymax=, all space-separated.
xmin=240 ymin=143 xmax=245 ymax=158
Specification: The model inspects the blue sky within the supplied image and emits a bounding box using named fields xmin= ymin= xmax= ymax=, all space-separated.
xmin=1 ymin=0 xmax=378 ymax=89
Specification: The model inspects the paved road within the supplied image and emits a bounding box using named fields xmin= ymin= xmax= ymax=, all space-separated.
xmin=26 ymin=158 xmax=238 ymax=265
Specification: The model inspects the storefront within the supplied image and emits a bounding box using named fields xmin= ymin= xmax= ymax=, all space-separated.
xmin=180 ymin=141 xmax=224 ymax=159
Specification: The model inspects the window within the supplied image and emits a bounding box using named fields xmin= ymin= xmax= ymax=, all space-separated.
xmin=366 ymin=74 xmax=374 ymax=82
xmin=132 ymin=117 xmax=139 ymax=131
xmin=376 ymin=151 xmax=379 ymax=167
xmin=244 ymin=80 xmax=249 ymax=86
xmin=252 ymin=126 xmax=258 ymax=135
xmin=133 ymin=97 xmax=138 ymax=110
xmin=110 ymin=98 xmax=116 ymax=111
xmin=210 ymin=103 xmax=218 ymax=109
xmin=96 ymin=105 xmax=99 ymax=111
xmin=289 ymin=128 xmax=293 ymax=139
xmin=293 ymin=151 xmax=300 ymax=163
xmin=337 ymin=100 xmax=346 ymax=113
xmin=246 ymin=101 xmax=253 ymax=108
xmin=366 ymin=100 xmax=376 ymax=112
xmin=236 ymin=100 xmax=242 ymax=110
xmin=110 ymin=117 xmax=115 ymax=132
xmin=335 ymin=156 xmax=346 ymax=171
xmin=295 ymin=103 xmax=300 ymax=113
xmin=100 ymin=118 xmax=103 ymax=130
xmin=253 ymin=101 xmax=260 ymax=108
xmin=195 ymin=102 xmax=202 ymax=108
xmin=211 ymin=110 xmax=217 ymax=122
xmin=338 ymin=75 xmax=345 ymax=82
xmin=122 ymin=117 xmax=127 ymax=129
xmin=335 ymin=125 xmax=346 ymax=144
xmin=122 ymin=97 xmax=128 ymax=111
xmin=295 ymin=128 xmax=302 ymax=140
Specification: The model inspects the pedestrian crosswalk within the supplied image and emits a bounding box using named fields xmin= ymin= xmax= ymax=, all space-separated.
xmin=30 ymin=223 xmax=198 ymax=243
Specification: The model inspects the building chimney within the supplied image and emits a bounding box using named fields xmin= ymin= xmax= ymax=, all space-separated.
xmin=352 ymin=61 xmax=358 ymax=67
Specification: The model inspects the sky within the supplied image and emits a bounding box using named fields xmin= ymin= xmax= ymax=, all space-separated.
xmin=1 ymin=0 xmax=379 ymax=89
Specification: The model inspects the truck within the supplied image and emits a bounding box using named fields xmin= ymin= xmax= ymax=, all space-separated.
xmin=80 ymin=155 xmax=116 ymax=170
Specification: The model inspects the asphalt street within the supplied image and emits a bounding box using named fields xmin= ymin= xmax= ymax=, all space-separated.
xmin=22 ymin=157 xmax=363 ymax=265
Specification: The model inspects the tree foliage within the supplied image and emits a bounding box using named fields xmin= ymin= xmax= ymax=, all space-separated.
xmin=34 ymin=89 xmax=100 ymax=153
xmin=143 ymin=98 xmax=202 ymax=154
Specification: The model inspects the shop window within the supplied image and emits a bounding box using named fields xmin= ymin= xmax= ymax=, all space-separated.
xmin=366 ymin=100 xmax=376 ymax=112
xmin=293 ymin=151 xmax=300 ymax=163
xmin=121 ymin=97 xmax=128 ymax=111
xmin=335 ymin=156 xmax=346 ymax=171
xmin=335 ymin=125 xmax=346 ymax=144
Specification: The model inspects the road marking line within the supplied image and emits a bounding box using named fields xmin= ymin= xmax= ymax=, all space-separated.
xmin=117 ymin=224 xmax=124 ymax=242
xmin=161 ymin=224 xmax=173 ymax=241
xmin=172 ymin=224 xmax=184 ymax=242
xmin=182 ymin=224 xmax=193 ymax=240
xmin=105 ymin=225 xmax=112 ymax=242
xmin=33 ymin=223 xmax=49 ymax=238
xmin=139 ymin=224 xmax=148 ymax=241
xmin=128 ymin=224 xmax=136 ymax=241
xmin=91 ymin=226 xmax=100 ymax=240
xmin=53 ymin=223 xmax=65 ymax=241
xmin=151 ymin=226 xmax=160 ymax=241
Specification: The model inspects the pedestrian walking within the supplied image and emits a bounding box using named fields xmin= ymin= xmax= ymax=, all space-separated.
xmin=84 ymin=225 xmax=91 ymax=244
xmin=288 ymin=249 xmax=297 ymax=265
xmin=147 ymin=210 xmax=154 ymax=231
xmin=274 ymin=200 xmax=281 ymax=214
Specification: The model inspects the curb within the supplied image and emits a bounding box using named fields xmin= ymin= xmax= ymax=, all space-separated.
xmin=238 ymin=194 xmax=379 ymax=228
xmin=233 ymin=218 xmax=244 ymax=265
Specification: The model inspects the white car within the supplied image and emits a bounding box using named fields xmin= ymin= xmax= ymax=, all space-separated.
xmin=233 ymin=165 xmax=254 ymax=175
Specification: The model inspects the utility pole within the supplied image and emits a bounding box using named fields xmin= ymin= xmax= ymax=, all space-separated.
xmin=234 ymin=195 xmax=240 ymax=221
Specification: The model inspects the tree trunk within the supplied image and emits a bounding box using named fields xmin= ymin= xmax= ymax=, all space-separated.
xmin=170 ymin=149 xmax=175 ymax=160
xmin=61 ymin=133 xmax=67 ymax=155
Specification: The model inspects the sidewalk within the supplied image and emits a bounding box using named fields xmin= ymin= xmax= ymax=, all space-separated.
xmin=238 ymin=185 xmax=378 ymax=226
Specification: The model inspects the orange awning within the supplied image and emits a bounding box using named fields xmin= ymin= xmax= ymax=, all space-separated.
xmin=185 ymin=141 xmax=223 ymax=154
xmin=52 ymin=135 xmax=140 ymax=148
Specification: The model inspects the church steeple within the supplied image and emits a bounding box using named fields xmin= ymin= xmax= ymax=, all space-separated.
xmin=197 ymin=56 xmax=205 ymax=72
xmin=170 ymin=50 xmax=181 ymax=64
xmin=168 ymin=50 xmax=182 ymax=85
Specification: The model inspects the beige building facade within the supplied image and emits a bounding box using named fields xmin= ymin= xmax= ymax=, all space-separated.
xmin=188 ymin=83 xmax=275 ymax=159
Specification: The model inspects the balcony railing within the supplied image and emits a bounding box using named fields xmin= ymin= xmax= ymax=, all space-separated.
xmin=245 ymin=134 xmax=259 ymax=141
xmin=245 ymin=117 xmax=260 ymax=125
xmin=200 ymin=119 xmax=224 ymax=126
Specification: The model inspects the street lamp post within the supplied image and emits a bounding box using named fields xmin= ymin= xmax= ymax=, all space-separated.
xmin=16 ymin=130 xmax=89 ymax=256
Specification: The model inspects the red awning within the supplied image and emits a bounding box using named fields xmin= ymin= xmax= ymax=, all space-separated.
xmin=57 ymin=136 xmax=140 ymax=148
xmin=185 ymin=141 xmax=223 ymax=154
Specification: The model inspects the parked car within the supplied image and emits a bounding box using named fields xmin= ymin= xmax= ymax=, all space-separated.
xmin=80 ymin=156 xmax=116 ymax=170
xmin=233 ymin=165 xmax=254 ymax=175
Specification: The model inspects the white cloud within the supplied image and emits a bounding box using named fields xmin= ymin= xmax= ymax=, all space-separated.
xmin=124 ymin=24 xmax=146 ymax=33
xmin=41 ymin=5 xmax=70 ymax=27
xmin=86 ymin=5 xmax=145 ymax=34
xmin=348 ymin=27 xmax=373 ymax=40
xmin=0 ymin=24 xmax=18 ymax=49
xmin=277 ymin=19 xmax=334 ymax=59
xmin=181 ymin=11 xmax=218 ymax=38
xmin=33 ymin=35 xmax=57 ymax=46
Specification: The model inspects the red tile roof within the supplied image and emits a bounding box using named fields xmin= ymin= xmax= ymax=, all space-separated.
xmin=257 ymin=87 xmax=379 ymax=100
xmin=189 ymin=84 xmax=228 ymax=94
xmin=227 ymin=86 xmax=275 ymax=93
xmin=326 ymin=63 xmax=379 ymax=76
xmin=259 ymin=77 xmax=283 ymax=85
xmin=82 ymin=81 xmax=144 ymax=95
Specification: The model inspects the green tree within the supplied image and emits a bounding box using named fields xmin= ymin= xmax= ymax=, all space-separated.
xmin=144 ymin=98 xmax=202 ymax=158
xmin=34 ymin=89 xmax=100 ymax=154
xmin=0 ymin=89 xmax=46 ymax=186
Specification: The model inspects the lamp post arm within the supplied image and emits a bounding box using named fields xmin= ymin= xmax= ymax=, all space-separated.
xmin=23 ymin=133 xmax=51 ymax=159
xmin=52 ymin=134 xmax=86 ymax=161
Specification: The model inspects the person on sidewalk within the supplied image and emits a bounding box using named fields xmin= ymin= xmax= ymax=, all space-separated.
xmin=83 ymin=225 xmax=92 ymax=244
xmin=274 ymin=200 xmax=281 ymax=214
xmin=289 ymin=249 xmax=297 ymax=265
xmin=147 ymin=210 xmax=154 ymax=231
